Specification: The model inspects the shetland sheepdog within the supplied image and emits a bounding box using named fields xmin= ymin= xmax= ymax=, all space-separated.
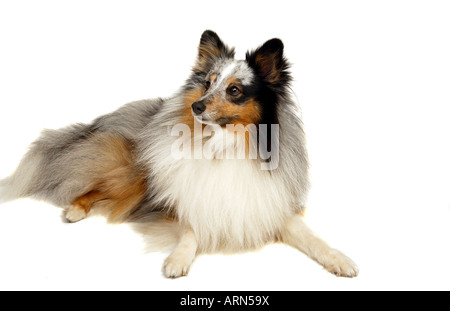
xmin=0 ymin=30 xmax=358 ymax=278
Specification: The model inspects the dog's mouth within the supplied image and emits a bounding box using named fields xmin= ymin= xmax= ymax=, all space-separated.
xmin=193 ymin=114 xmax=217 ymax=125
xmin=192 ymin=109 xmax=218 ymax=125
xmin=214 ymin=116 xmax=238 ymax=125
xmin=192 ymin=112 xmax=238 ymax=126
xmin=193 ymin=115 xmax=238 ymax=126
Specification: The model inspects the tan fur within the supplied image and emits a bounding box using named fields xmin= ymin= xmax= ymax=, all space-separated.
xmin=183 ymin=82 xmax=262 ymax=159
xmin=210 ymin=73 xmax=217 ymax=83
xmin=67 ymin=133 xmax=147 ymax=223
xmin=182 ymin=87 xmax=204 ymax=130
xmin=226 ymin=77 xmax=240 ymax=86
xmin=0 ymin=31 xmax=359 ymax=280
xmin=208 ymin=96 xmax=262 ymax=126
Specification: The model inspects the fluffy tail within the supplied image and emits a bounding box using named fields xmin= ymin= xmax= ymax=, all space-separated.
xmin=0 ymin=148 xmax=44 ymax=204
xmin=0 ymin=178 xmax=13 ymax=204
xmin=0 ymin=123 xmax=92 ymax=206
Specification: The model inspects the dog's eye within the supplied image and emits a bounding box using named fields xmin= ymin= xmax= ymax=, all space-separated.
xmin=227 ymin=86 xmax=241 ymax=96
xmin=204 ymin=81 xmax=211 ymax=90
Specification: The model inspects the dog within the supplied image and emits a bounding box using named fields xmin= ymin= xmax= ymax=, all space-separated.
xmin=0 ymin=30 xmax=358 ymax=278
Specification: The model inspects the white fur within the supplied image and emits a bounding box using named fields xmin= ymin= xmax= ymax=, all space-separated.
xmin=207 ymin=60 xmax=255 ymax=97
xmin=0 ymin=177 xmax=18 ymax=204
xmin=281 ymin=214 xmax=359 ymax=277
xmin=131 ymin=213 xmax=183 ymax=252
xmin=173 ymin=158 xmax=290 ymax=252
xmin=65 ymin=205 xmax=87 ymax=223
xmin=0 ymin=152 xmax=45 ymax=204
xmin=0 ymin=183 xmax=7 ymax=205
xmin=163 ymin=227 xmax=198 ymax=278
xmin=211 ymin=62 xmax=236 ymax=91
xmin=141 ymin=114 xmax=294 ymax=253
xmin=0 ymin=34 xmax=358 ymax=278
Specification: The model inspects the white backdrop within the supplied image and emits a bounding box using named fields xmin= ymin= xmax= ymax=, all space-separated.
xmin=0 ymin=0 xmax=449 ymax=291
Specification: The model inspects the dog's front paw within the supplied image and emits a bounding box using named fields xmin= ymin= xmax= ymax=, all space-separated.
xmin=322 ymin=249 xmax=359 ymax=278
xmin=163 ymin=253 xmax=193 ymax=279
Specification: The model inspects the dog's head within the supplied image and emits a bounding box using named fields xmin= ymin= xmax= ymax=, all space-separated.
xmin=186 ymin=30 xmax=291 ymax=127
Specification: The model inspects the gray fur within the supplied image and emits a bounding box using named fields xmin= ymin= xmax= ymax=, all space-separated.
xmin=0 ymin=34 xmax=309 ymax=222
xmin=0 ymin=99 xmax=163 ymax=206
xmin=0 ymin=31 xmax=362 ymax=279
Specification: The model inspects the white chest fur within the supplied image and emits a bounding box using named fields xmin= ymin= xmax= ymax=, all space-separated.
xmin=140 ymin=109 xmax=302 ymax=252
xmin=156 ymin=156 xmax=293 ymax=252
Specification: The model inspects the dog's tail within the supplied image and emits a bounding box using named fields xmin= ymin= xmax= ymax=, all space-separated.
xmin=0 ymin=178 xmax=19 ymax=205
xmin=0 ymin=123 xmax=93 ymax=206
xmin=0 ymin=148 xmax=44 ymax=204
xmin=0 ymin=177 xmax=13 ymax=204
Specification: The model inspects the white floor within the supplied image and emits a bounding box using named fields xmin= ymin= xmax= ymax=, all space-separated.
xmin=0 ymin=195 xmax=448 ymax=291
xmin=0 ymin=1 xmax=449 ymax=291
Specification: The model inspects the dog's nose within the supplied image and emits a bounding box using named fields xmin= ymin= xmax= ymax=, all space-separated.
xmin=192 ymin=101 xmax=206 ymax=115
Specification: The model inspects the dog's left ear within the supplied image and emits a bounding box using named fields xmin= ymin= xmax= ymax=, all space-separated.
xmin=195 ymin=30 xmax=235 ymax=72
xmin=246 ymin=39 xmax=290 ymax=86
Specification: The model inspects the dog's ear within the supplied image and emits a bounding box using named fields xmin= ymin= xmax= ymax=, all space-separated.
xmin=194 ymin=30 xmax=235 ymax=72
xmin=246 ymin=39 xmax=290 ymax=86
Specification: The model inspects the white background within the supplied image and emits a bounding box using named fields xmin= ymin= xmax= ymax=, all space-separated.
xmin=0 ymin=0 xmax=449 ymax=291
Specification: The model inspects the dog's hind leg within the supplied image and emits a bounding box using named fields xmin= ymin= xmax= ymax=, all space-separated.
xmin=281 ymin=213 xmax=359 ymax=278
xmin=64 ymin=133 xmax=148 ymax=223
xmin=65 ymin=190 xmax=105 ymax=223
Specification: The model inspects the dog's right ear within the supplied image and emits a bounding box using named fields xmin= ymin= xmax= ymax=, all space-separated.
xmin=194 ymin=30 xmax=235 ymax=72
